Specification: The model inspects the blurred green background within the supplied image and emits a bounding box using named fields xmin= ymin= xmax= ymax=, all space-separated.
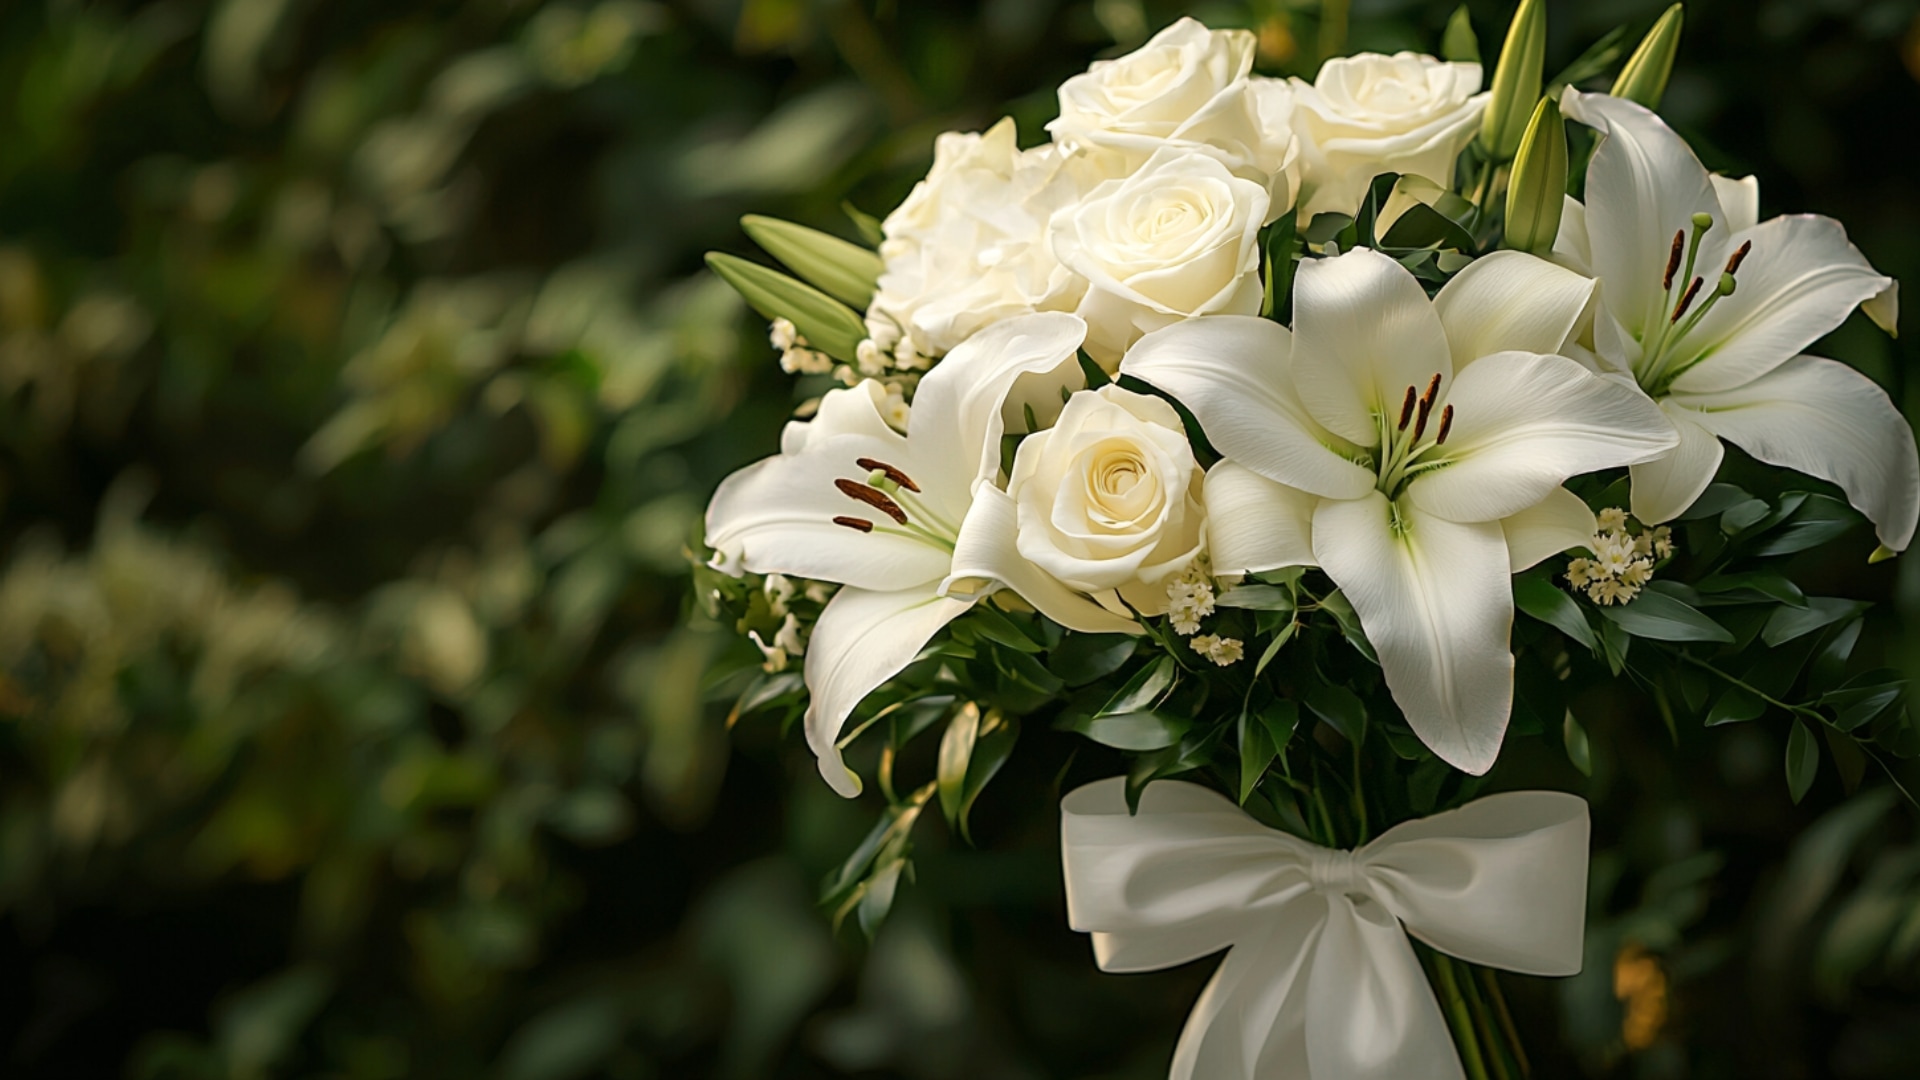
xmin=3 ymin=0 xmax=1920 ymax=1077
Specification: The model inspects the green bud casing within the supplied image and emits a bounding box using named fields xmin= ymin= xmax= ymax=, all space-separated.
xmin=1479 ymin=0 xmax=1547 ymax=161
xmin=705 ymin=252 xmax=869 ymax=362
xmin=741 ymin=214 xmax=885 ymax=309
xmin=1504 ymin=96 xmax=1568 ymax=256
xmin=1611 ymin=4 xmax=1684 ymax=110
xmin=1442 ymin=5 xmax=1480 ymax=65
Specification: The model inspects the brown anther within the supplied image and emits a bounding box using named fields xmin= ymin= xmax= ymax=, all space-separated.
xmin=1663 ymin=230 xmax=1685 ymax=290
xmin=1671 ymin=276 xmax=1704 ymax=323
xmin=1396 ymin=385 xmax=1418 ymax=431
xmin=1725 ymin=240 xmax=1753 ymax=275
xmin=835 ymin=479 xmax=909 ymax=525
xmin=1435 ymin=404 xmax=1455 ymax=445
xmin=833 ymin=516 xmax=875 ymax=533
xmin=1412 ymin=373 xmax=1442 ymax=440
xmin=855 ymin=457 xmax=920 ymax=492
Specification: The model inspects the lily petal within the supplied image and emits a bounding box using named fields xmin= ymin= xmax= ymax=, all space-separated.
xmin=804 ymin=584 xmax=977 ymax=797
xmin=781 ymin=380 xmax=901 ymax=455
xmin=1312 ymin=492 xmax=1514 ymax=775
xmin=1121 ymin=316 xmax=1374 ymax=500
xmin=1291 ymin=248 xmax=1454 ymax=446
xmin=1501 ymin=487 xmax=1599 ymax=572
xmin=1627 ymin=401 xmax=1725 ymax=524
xmin=706 ymin=418 xmax=956 ymax=590
xmin=1560 ymin=88 xmax=1722 ymax=342
xmin=1552 ymin=196 xmax=1593 ymax=277
xmin=1433 ymin=251 xmax=1597 ymax=373
xmin=1667 ymin=214 xmax=1895 ymax=394
xmin=1203 ymin=462 xmax=1321 ymax=574
xmin=1675 ymin=355 xmax=1920 ymax=551
xmin=1409 ymin=352 xmax=1677 ymax=523
xmin=947 ymin=485 xmax=1142 ymax=633
xmin=907 ymin=312 xmax=1089 ymax=492
xmin=1711 ymin=174 xmax=1760 ymax=233
xmin=1865 ymin=281 xmax=1899 ymax=337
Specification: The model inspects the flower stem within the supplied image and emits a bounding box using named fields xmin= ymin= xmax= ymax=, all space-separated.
xmin=1478 ymin=967 xmax=1532 ymax=1078
xmin=1462 ymin=963 xmax=1515 ymax=1080
xmin=1318 ymin=0 xmax=1349 ymax=63
xmin=1433 ymin=954 xmax=1492 ymax=1080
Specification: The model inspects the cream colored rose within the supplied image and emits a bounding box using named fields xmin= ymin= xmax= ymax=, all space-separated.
xmin=1049 ymin=18 xmax=1297 ymax=218
xmin=1051 ymin=147 xmax=1268 ymax=367
xmin=1006 ymin=385 xmax=1205 ymax=614
xmin=1290 ymin=52 xmax=1486 ymax=219
xmin=865 ymin=117 xmax=1088 ymax=365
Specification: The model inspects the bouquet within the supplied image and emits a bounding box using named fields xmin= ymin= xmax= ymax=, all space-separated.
xmin=693 ymin=4 xmax=1917 ymax=1075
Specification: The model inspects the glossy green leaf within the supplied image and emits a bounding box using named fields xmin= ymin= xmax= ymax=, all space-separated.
xmin=1306 ymin=684 xmax=1367 ymax=748
xmin=1786 ymin=720 xmax=1819 ymax=804
xmin=1514 ymin=575 xmax=1599 ymax=654
xmin=1763 ymin=597 xmax=1870 ymax=647
xmin=1596 ymin=591 xmax=1733 ymax=643
xmin=1049 ymin=632 xmax=1138 ymax=686
xmin=1098 ymin=655 xmax=1177 ymax=716
xmin=1563 ymin=711 xmax=1593 ymax=777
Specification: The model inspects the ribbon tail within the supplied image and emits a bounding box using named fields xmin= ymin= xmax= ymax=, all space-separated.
xmin=1166 ymin=900 xmax=1322 ymax=1080
xmin=1304 ymin=896 xmax=1465 ymax=1080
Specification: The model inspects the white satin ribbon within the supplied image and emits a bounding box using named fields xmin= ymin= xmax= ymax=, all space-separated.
xmin=1060 ymin=778 xmax=1589 ymax=1080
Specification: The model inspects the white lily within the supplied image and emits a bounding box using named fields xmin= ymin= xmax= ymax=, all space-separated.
xmin=1556 ymin=89 xmax=1917 ymax=550
xmin=706 ymin=313 xmax=1134 ymax=796
xmin=1122 ymin=248 xmax=1677 ymax=773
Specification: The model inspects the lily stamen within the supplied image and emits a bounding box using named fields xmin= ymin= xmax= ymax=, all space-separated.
xmin=832 ymin=516 xmax=874 ymax=532
xmin=1662 ymin=229 xmax=1684 ymax=290
xmin=855 ymin=457 xmax=921 ymax=492
xmin=1670 ymin=276 xmax=1703 ymax=323
xmin=1397 ymin=385 xmax=1417 ymax=431
xmin=1726 ymin=240 xmax=1752 ymax=275
xmin=835 ymin=479 xmax=909 ymax=524
xmin=1412 ymin=374 xmax=1441 ymax=441
xmin=1435 ymin=404 xmax=1454 ymax=445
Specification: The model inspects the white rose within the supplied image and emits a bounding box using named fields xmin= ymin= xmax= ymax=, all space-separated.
xmin=1007 ymin=384 xmax=1205 ymax=614
xmin=865 ymin=117 xmax=1087 ymax=364
xmin=1290 ymin=52 xmax=1486 ymax=220
xmin=1049 ymin=18 xmax=1297 ymax=218
xmin=1051 ymin=146 xmax=1268 ymax=367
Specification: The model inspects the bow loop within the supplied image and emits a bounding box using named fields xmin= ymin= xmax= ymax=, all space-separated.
xmin=1060 ymin=778 xmax=1590 ymax=1080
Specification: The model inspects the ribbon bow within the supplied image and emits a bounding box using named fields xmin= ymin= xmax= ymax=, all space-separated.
xmin=1060 ymin=778 xmax=1589 ymax=1080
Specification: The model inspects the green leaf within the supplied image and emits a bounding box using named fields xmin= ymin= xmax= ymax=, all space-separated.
xmin=1678 ymin=483 xmax=1753 ymax=521
xmin=856 ymin=858 xmax=906 ymax=939
xmin=1720 ymin=497 xmax=1772 ymax=534
xmin=1318 ymin=589 xmax=1379 ymax=664
xmin=1763 ymin=597 xmax=1870 ymax=647
xmin=1821 ymin=673 xmax=1905 ymax=733
xmin=1442 ymin=5 xmax=1479 ymax=63
xmin=1306 ymin=684 xmax=1367 ymax=748
xmin=1216 ymin=583 xmax=1296 ymax=611
xmin=1751 ymin=494 xmax=1859 ymax=557
xmin=1810 ymin=618 xmax=1866 ymax=693
xmin=1261 ymin=211 xmax=1299 ymax=321
xmin=1704 ymin=687 xmax=1766 ymax=727
xmin=704 ymin=252 xmax=867 ymax=361
xmin=954 ymin=715 xmax=1018 ymax=843
xmin=843 ymin=200 xmax=885 ymax=246
xmin=741 ymin=215 xmax=883 ymax=308
xmin=1696 ymin=571 xmax=1808 ymax=607
xmin=1514 ymin=575 xmax=1599 ymax=654
xmin=1600 ymin=615 xmax=1631 ymax=674
xmin=1546 ymin=22 xmax=1630 ymax=92
xmin=936 ymin=703 xmax=979 ymax=826
xmin=1254 ymin=619 xmax=1299 ymax=676
xmin=1098 ymin=655 xmax=1177 ymax=716
xmin=1049 ymin=632 xmax=1138 ymax=686
xmin=1077 ymin=711 xmax=1188 ymax=751
xmin=1238 ymin=706 xmax=1278 ymax=804
xmin=966 ymin=604 xmax=1044 ymax=653
xmin=1787 ymin=721 xmax=1819 ymax=804
xmin=1380 ymin=202 xmax=1476 ymax=251
xmin=1563 ymin=711 xmax=1593 ymax=777
xmin=1595 ymin=591 xmax=1733 ymax=643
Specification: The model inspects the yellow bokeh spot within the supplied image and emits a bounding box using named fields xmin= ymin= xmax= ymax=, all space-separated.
xmin=1259 ymin=17 xmax=1297 ymax=67
xmin=1613 ymin=942 xmax=1670 ymax=1051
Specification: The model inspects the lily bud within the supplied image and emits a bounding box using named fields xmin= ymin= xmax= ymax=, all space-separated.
xmin=1442 ymin=5 xmax=1479 ymax=64
xmin=741 ymin=214 xmax=885 ymax=309
xmin=1611 ymin=4 xmax=1684 ymax=110
xmin=705 ymin=252 xmax=869 ymax=362
xmin=1479 ymin=0 xmax=1547 ymax=161
xmin=1503 ymin=96 xmax=1567 ymax=256
xmin=1870 ymin=544 xmax=1899 ymax=564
